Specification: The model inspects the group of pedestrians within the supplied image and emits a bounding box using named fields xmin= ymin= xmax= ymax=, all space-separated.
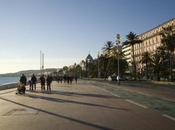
xmin=17 ymin=73 xmax=78 ymax=95
xmin=56 ymin=75 xmax=78 ymax=84
xmin=17 ymin=73 xmax=53 ymax=94
xmin=29 ymin=74 xmax=37 ymax=91
xmin=39 ymin=74 xmax=53 ymax=93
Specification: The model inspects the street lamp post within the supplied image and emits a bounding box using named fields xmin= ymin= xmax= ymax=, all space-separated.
xmin=116 ymin=34 xmax=121 ymax=85
xmin=97 ymin=51 xmax=100 ymax=78
xmin=87 ymin=59 xmax=90 ymax=78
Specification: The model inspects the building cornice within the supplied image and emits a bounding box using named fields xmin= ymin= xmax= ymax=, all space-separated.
xmin=138 ymin=18 xmax=175 ymax=37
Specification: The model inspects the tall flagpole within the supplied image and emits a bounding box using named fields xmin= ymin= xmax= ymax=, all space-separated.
xmin=42 ymin=52 xmax=44 ymax=74
xmin=40 ymin=51 xmax=44 ymax=75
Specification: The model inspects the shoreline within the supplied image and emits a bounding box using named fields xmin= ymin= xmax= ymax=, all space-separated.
xmin=0 ymin=82 xmax=17 ymax=91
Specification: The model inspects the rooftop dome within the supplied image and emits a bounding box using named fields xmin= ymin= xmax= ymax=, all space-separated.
xmin=86 ymin=54 xmax=93 ymax=62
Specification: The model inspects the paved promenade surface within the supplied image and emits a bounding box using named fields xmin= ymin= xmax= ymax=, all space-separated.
xmin=0 ymin=80 xmax=175 ymax=130
xmin=121 ymin=81 xmax=175 ymax=102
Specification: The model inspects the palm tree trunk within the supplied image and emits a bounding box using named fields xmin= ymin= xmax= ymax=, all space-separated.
xmin=170 ymin=53 xmax=173 ymax=81
xmin=104 ymin=58 xmax=108 ymax=79
xmin=132 ymin=45 xmax=136 ymax=80
xmin=157 ymin=72 xmax=160 ymax=81
xmin=146 ymin=61 xmax=148 ymax=80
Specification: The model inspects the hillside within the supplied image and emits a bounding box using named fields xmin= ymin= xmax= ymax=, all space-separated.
xmin=0 ymin=68 xmax=57 ymax=77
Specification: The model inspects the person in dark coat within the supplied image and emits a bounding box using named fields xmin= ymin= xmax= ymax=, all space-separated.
xmin=18 ymin=74 xmax=27 ymax=94
xmin=69 ymin=76 xmax=73 ymax=84
xmin=63 ymin=75 xmax=67 ymax=83
xmin=40 ymin=75 xmax=45 ymax=91
xmin=46 ymin=75 xmax=53 ymax=93
xmin=31 ymin=74 xmax=37 ymax=90
xmin=28 ymin=80 xmax=32 ymax=90
xmin=20 ymin=74 xmax=27 ymax=85
xmin=74 ymin=76 xmax=78 ymax=84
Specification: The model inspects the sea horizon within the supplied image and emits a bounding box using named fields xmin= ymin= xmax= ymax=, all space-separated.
xmin=0 ymin=76 xmax=19 ymax=86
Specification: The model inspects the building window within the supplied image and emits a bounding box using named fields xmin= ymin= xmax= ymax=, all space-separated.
xmin=154 ymin=46 xmax=156 ymax=50
xmin=150 ymin=39 xmax=152 ymax=44
xmin=152 ymin=39 xmax=154 ymax=44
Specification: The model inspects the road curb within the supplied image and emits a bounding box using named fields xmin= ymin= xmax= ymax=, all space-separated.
xmin=97 ymin=87 xmax=121 ymax=98
xmin=162 ymin=114 xmax=175 ymax=122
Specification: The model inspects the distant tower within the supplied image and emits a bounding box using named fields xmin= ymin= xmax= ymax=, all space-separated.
xmin=40 ymin=51 xmax=44 ymax=74
xmin=86 ymin=53 xmax=93 ymax=78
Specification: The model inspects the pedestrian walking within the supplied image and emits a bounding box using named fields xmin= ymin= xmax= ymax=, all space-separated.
xmin=20 ymin=74 xmax=27 ymax=85
xmin=31 ymin=74 xmax=37 ymax=90
xmin=28 ymin=80 xmax=32 ymax=90
xmin=74 ymin=76 xmax=78 ymax=84
xmin=17 ymin=74 xmax=27 ymax=94
xmin=60 ymin=76 xmax=63 ymax=83
xmin=63 ymin=75 xmax=67 ymax=83
xmin=67 ymin=75 xmax=70 ymax=84
xmin=46 ymin=75 xmax=53 ymax=93
xmin=40 ymin=75 xmax=45 ymax=91
xmin=69 ymin=76 xmax=73 ymax=84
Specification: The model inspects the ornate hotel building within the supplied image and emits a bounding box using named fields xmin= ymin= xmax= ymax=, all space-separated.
xmin=122 ymin=18 xmax=175 ymax=74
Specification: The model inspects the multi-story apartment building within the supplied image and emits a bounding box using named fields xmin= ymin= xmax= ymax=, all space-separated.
xmin=122 ymin=44 xmax=131 ymax=65
xmin=122 ymin=44 xmax=132 ymax=74
xmin=123 ymin=18 xmax=175 ymax=74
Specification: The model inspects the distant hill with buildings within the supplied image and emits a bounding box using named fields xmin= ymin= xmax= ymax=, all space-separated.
xmin=0 ymin=68 xmax=57 ymax=77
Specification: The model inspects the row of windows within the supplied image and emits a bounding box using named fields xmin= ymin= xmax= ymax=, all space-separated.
xmin=134 ymin=45 xmax=160 ymax=56
xmin=135 ymin=43 xmax=160 ymax=51
xmin=134 ymin=36 xmax=161 ymax=50
xmin=139 ymin=20 xmax=174 ymax=39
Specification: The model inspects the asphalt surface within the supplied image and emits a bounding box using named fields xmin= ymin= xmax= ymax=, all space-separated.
xmin=0 ymin=80 xmax=175 ymax=130
xmin=92 ymin=80 xmax=175 ymax=102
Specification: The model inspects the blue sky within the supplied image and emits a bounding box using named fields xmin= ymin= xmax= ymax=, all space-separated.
xmin=0 ymin=0 xmax=174 ymax=73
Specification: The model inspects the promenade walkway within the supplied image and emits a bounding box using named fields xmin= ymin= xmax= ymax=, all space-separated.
xmin=0 ymin=80 xmax=175 ymax=130
xmin=89 ymin=79 xmax=175 ymax=102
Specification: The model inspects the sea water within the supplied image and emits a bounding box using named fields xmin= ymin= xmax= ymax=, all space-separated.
xmin=0 ymin=77 xmax=19 ymax=86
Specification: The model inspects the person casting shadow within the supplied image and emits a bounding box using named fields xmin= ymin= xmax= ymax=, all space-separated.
xmin=31 ymin=74 xmax=37 ymax=90
xmin=46 ymin=75 xmax=53 ymax=93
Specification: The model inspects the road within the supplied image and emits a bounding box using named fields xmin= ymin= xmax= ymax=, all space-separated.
xmin=0 ymin=80 xmax=175 ymax=130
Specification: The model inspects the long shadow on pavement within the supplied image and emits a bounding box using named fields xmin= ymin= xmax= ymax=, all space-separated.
xmin=26 ymin=90 xmax=116 ymax=99
xmin=51 ymin=90 xmax=117 ymax=99
xmin=24 ymin=93 xmax=129 ymax=111
xmin=0 ymin=96 xmax=115 ymax=130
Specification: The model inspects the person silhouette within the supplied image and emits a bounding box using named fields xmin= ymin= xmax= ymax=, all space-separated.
xmin=31 ymin=74 xmax=37 ymax=90
xmin=40 ymin=75 xmax=45 ymax=91
xmin=46 ymin=75 xmax=53 ymax=93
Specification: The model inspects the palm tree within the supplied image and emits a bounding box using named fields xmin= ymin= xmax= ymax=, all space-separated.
xmin=111 ymin=46 xmax=124 ymax=58
xmin=63 ymin=66 xmax=69 ymax=74
xmin=102 ymin=41 xmax=114 ymax=57
xmin=150 ymin=45 xmax=169 ymax=81
xmin=140 ymin=52 xmax=152 ymax=79
xmin=151 ymin=52 xmax=162 ymax=81
xmin=102 ymin=41 xmax=114 ymax=78
xmin=98 ymin=54 xmax=108 ymax=78
xmin=124 ymin=32 xmax=142 ymax=80
xmin=80 ymin=60 xmax=86 ymax=77
xmin=160 ymin=26 xmax=175 ymax=81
